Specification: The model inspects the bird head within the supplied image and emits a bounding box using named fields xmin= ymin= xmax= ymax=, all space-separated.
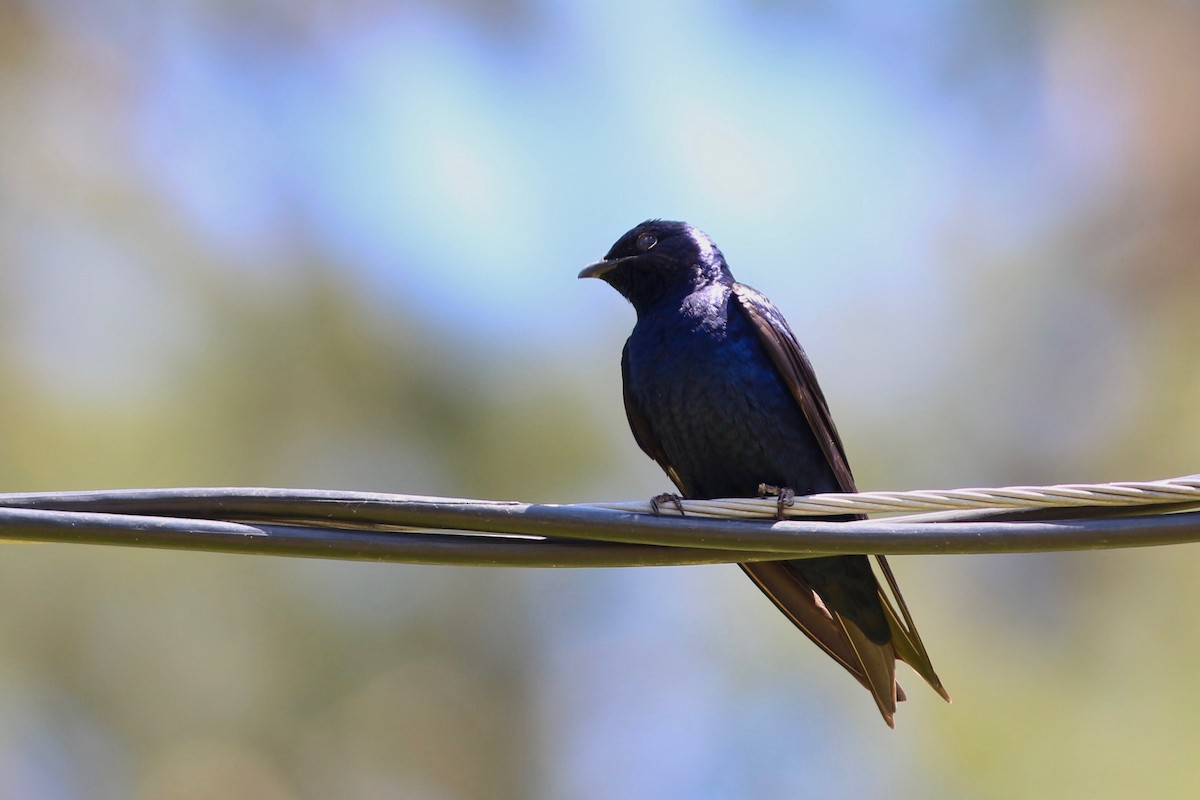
xmin=579 ymin=220 xmax=732 ymax=313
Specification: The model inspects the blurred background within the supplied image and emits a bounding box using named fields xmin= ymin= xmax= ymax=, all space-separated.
xmin=1 ymin=0 xmax=1199 ymax=797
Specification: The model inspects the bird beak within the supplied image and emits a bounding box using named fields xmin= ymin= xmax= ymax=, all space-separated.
xmin=578 ymin=256 xmax=627 ymax=280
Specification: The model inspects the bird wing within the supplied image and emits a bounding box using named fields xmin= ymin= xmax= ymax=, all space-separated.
xmin=731 ymin=283 xmax=949 ymax=713
xmin=730 ymin=283 xmax=856 ymax=493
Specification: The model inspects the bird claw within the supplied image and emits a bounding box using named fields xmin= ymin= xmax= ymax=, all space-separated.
xmin=650 ymin=492 xmax=686 ymax=516
xmin=758 ymin=483 xmax=796 ymax=521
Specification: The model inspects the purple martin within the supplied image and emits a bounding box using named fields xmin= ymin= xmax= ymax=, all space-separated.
xmin=580 ymin=220 xmax=949 ymax=726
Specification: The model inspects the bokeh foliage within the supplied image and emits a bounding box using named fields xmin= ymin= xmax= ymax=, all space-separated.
xmin=1 ymin=0 xmax=1199 ymax=797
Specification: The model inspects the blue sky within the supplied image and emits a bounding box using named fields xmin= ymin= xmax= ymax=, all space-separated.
xmin=126 ymin=0 xmax=1108 ymax=357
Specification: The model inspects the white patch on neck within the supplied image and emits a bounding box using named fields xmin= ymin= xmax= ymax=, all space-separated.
xmin=687 ymin=228 xmax=716 ymax=264
xmin=681 ymin=282 xmax=730 ymax=334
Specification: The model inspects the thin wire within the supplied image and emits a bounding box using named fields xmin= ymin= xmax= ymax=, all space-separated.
xmin=0 ymin=479 xmax=1197 ymax=567
xmin=590 ymin=474 xmax=1200 ymax=517
xmin=0 ymin=504 xmax=773 ymax=567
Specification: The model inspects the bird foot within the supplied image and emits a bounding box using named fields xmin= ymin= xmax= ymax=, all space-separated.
xmin=758 ymin=483 xmax=796 ymax=521
xmin=650 ymin=492 xmax=685 ymax=516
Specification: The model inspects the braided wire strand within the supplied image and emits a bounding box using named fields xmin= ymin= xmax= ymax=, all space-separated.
xmin=587 ymin=475 xmax=1200 ymax=518
xmin=0 ymin=475 xmax=1197 ymax=566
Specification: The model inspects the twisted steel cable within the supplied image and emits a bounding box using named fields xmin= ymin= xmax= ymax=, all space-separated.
xmin=0 ymin=475 xmax=1196 ymax=567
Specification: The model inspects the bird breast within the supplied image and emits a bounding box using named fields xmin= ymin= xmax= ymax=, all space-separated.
xmin=625 ymin=292 xmax=825 ymax=498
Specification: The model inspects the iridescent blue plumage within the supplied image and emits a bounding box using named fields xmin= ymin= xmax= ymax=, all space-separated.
xmin=581 ymin=220 xmax=948 ymax=726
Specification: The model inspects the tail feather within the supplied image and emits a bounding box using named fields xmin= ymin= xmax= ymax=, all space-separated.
xmin=739 ymin=563 xmax=870 ymax=685
xmin=741 ymin=559 xmax=948 ymax=726
xmin=874 ymin=555 xmax=951 ymax=703
xmin=836 ymin=613 xmax=898 ymax=727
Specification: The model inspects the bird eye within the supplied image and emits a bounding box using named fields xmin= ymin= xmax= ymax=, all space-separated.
xmin=636 ymin=232 xmax=657 ymax=251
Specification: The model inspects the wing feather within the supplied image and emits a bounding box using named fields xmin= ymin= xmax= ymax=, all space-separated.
xmin=731 ymin=283 xmax=856 ymax=493
xmin=731 ymin=283 xmax=948 ymax=713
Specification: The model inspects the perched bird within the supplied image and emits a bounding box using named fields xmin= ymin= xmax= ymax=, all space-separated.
xmin=579 ymin=220 xmax=949 ymax=726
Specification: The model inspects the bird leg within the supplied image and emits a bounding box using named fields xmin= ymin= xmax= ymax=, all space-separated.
xmin=758 ymin=483 xmax=796 ymax=521
xmin=650 ymin=492 xmax=686 ymax=516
